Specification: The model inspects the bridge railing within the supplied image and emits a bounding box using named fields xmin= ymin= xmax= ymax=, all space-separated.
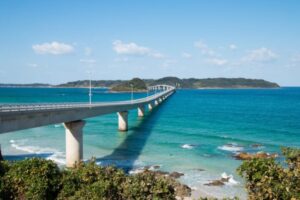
xmin=0 ymin=85 xmax=175 ymax=113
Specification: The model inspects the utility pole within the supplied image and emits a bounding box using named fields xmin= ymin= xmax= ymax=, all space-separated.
xmin=130 ymin=83 xmax=133 ymax=102
xmin=88 ymin=71 xmax=92 ymax=105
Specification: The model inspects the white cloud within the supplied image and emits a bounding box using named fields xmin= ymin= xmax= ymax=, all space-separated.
xmin=243 ymin=47 xmax=277 ymax=62
xmin=206 ymin=58 xmax=228 ymax=66
xmin=32 ymin=41 xmax=74 ymax=55
xmin=27 ymin=63 xmax=39 ymax=68
xmin=84 ymin=47 xmax=92 ymax=56
xmin=80 ymin=59 xmax=96 ymax=64
xmin=151 ymin=52 xmax=165 ymax=59
xmin=182 ymin=52 xmax=192 ymax=58
xmin=112 ymin=40 xmax=164 ymax=59
xmin=229 ymin=44 xmax=237 ymax=50
xmin=113 ymin=40 xmax=150 ymax=55
xmin=194 ymin=41 xmax=215 ymax=56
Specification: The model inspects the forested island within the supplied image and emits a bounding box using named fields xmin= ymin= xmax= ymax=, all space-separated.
xmin=56 ymin=77 xmax=280 ymax=91
xmin=0 ymin=77 xmax=280 ymax=90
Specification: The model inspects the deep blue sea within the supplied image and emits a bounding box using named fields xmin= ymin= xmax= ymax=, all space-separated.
xmin=1 ymin=87 xmax=300 ymax=198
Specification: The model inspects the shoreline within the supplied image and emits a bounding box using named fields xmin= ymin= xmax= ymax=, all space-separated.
xmin=2 ymin=150 xmax=247 ymax=199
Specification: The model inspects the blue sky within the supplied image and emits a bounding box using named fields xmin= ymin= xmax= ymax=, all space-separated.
xmin=0 ymin=0 xmax=300 ymax=85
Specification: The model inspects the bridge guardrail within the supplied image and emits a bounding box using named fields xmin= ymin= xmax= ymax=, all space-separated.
xmin=0 ymin=86 xmax=175 ymax=113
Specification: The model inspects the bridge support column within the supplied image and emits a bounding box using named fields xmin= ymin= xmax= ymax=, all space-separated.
xmin=148 ymin=102 xmax=154 ymax=111
xmin=155 ymin=100 xmax=159 ymax=106
xmin=138 ymin=106 xmax=145 ymax=117
xmin=118 ymin=111 xmax=128 ymax=131
xmin=64 ymin=120 xmax=85 ymax=168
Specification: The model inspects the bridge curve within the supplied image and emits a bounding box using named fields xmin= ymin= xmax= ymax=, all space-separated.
xmin=0 ymin=85 xmax=176 ymax=167
xmin=148 ymin=84 xmax=174 ymax=91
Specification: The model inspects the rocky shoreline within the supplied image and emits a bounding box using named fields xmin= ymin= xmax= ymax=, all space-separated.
xmin=130 ymin=166 xmax=192 ymax=199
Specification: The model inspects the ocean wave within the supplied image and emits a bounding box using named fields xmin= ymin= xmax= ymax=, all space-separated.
xmin=96 ymin=159 xmax=146 ymax=172
xmin=218 ymin=143 xmax=244 ymax=152
xmin=10 ymin=139 xmax=65 ymax=165
xmin=221 ymin=172 xmax=239 ymax=185
xmin=181 ymin=144 xmax=196 ymax=149
xmin=181 ymin=170 xmax=245 ymax=199
xmin=54 ymin=124 xmax=62 ymax=128
xmin=128 ymin=167 xmax=146 ymax=175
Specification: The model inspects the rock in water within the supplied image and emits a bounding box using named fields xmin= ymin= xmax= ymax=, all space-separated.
xmin=204 ymin=176 xmax=230 ymax=186
xmin=251 ymin=143 xmax=263 ymax=148
xmin=204 ymin=180 xmax=225 ymax=186
xmin=169 ymin=171 xmax=184 ymax=179
xmin=234 ymin=152 xmax=278 ymax=160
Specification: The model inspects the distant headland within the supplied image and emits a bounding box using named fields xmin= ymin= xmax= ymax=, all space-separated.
xmin=0 ymin=77 xmax=280 ymax=91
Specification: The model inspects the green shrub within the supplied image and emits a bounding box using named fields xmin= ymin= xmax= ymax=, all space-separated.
xmin=58 ymin=160 xmax=126 ymax=199
xmin=0 ymin=158 xmax=179 ymax=200
xmin=69 ymin=179 xmax=122 ymax=200
xmin=3 ymin=158 xmax=61 ymax=200
xmin=122 ymin=170 xmax=175 ymax=200
xmin=0 ymin=161 xmax=11 ymax=199
xmin=59 ymin=161 xmax=176 ymax=200
xmin=237 ymin=147 xmax=300 ymax=200
xmin=0 ymin=161 xmax=10 ymax=177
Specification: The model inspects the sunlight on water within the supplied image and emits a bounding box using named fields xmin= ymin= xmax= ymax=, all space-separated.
xmin=1 ymin=87 xmax=300 ymax=199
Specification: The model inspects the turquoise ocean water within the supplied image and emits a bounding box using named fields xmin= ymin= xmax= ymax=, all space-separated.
xmin=1 ymin=87 xmax=300 ymax=198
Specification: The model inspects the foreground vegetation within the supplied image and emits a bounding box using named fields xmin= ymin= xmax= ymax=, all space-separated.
xmin=1 ymin=147 xmax=299 ymax=200
xmin=238 ymin=147 xmax=300 ymax=200
xmin=0 ymin=159 xmax=181 ymax=200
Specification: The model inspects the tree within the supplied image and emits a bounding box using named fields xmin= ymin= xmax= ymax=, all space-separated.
xmin=237 ymin=147 xmax=300 ymax=200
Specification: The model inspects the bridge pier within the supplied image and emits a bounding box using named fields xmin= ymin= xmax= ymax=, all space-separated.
xmin=155 ymin=100 xmax=159 ymax=106
xmin=138 ymin=106 xmax=145 ymax=117
xmin=148 ymin=102 xmax=154 ymax=111
xmin=118 ymin=111 xmax=128 ymax=131
xmin=64 ymin=120 xmax=85 ymax=168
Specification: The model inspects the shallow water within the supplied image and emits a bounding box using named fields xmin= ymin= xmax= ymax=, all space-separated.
xmin=1 ymin=87 xmax=300 ymax=198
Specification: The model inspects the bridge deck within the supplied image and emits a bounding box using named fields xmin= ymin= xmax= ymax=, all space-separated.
xmin=0 ymin=86 xmax=175 ymax=134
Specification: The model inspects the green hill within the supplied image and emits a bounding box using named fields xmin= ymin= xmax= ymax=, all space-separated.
xmin=149 ymin=77 xmax=279 ymax=88
xmin=1 ymin=77 xmax=279 ymax=89
xmin=190 ymin=78 xmax=279 ymax=88
xmin=110 ymin=78 xmax=147 ymax=92
xmin=56 ymin=80 xmax=123 ymax=88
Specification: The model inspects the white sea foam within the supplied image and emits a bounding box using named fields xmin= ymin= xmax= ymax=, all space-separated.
xmin=221 ymin=172 xmax=239 ymax=185
xmin=181 ymin=144 xmax=196 ymax=149
xmin=10 ymin=139 xmax=65 ymax=165
xmin=54 ymin=124 xmax=62 ymax=128
xmin=129 ymin=167 xmax=145 ymax=175
xmin=148 ymin=165 xmax=161 ymax=171
xmin=96 ymin=159 xmax=145 ymax=169
xmin=181 ymin=170 xmax=245 ymax=199
xmin=218 ymin=143 xmax=244 ymax=152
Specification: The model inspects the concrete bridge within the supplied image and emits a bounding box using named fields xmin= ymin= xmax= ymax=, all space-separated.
xmin=0 ymin=85 xmax=175 ymax=167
